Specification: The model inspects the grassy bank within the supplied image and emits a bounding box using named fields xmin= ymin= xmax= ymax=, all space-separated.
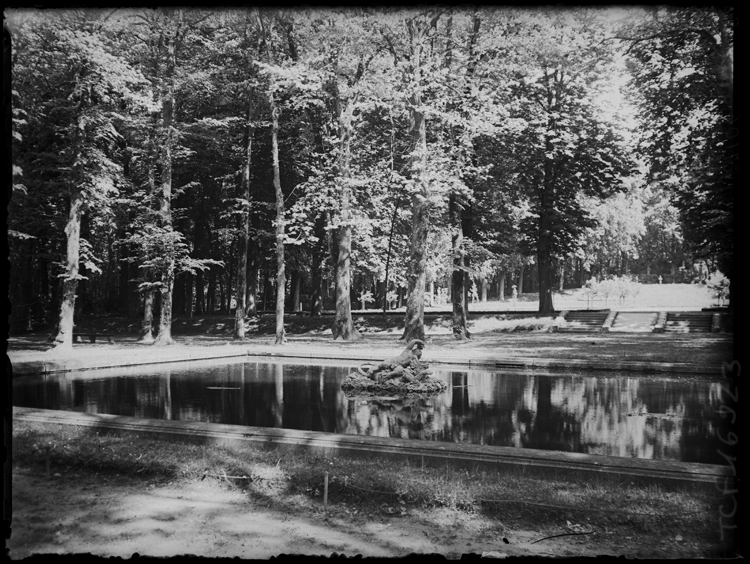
xmin=12 ymin=420 xmax=736 ymax=558
xmin=9 ymin=330 xmax=734 ymax=371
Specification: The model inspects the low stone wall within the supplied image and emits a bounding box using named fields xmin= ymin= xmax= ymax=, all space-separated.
xmin=14 ymin=407 xmax=730 ymax=489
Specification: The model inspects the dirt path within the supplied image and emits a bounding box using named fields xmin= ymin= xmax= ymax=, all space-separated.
xmin=8 ymin=466 xmax=700 ymax=559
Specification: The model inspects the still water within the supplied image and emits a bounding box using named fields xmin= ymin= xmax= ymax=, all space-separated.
xmin=12 ymin=357 xmax=729 ymax=464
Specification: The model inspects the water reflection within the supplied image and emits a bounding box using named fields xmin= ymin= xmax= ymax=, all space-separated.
xmin=12 ymin=358 xmax=728 ymax=464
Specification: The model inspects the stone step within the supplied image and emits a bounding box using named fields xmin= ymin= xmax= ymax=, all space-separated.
xmin=664 ymin=326 xmax=712 ymax=333
xmin=559 ymin=311 xmax=609 ymax=333
xmin=665 ymin=313 xmax=712 ymax=321
xmin=557 ymin=326 xmax=603 ymax=333
xmin=663 ymin=312 xmax=713 ymax=333
xmin=567 ymin=312 xmax=610 ymax=317
xmin=609 ymin=312 xmax=659 ymax=333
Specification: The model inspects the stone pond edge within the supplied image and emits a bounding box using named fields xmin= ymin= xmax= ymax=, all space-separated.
xmin=13 ymin=406 xmax=730 ymax=488
xmin=9 ymin=346 xmax=723 ymax=376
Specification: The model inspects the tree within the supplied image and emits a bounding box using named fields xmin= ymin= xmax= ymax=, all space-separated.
xmin=579 ymin=184 xmax=645 ymax=278
xmin=620 ymin=6 xmax=734 ymax=304
xmin=151 ymin=9 xmax=180 ymax=346
xmin=633 ymin=184 xmax=687 ymax=276
xmin=9 ymin=9 xmax=150 ymax=349
xmin=124 ymin=8 xmax=219 ymax=345
xmin=256 ymin=10 xmax=289 ymax=345
xmin=228 ymin=11 xmax=262 ymax=340
xmin=380 ymin=9 xmax=447 ymax=342
xmin=494 ymin=9 xmax=632 ymax=315
xmin=446 ymin=9 xmax=481 ymax=340
xmin=11 ymin=7 xmax=680 ymax=339
xmin=320 ymin=12 xmax=377 ymax=341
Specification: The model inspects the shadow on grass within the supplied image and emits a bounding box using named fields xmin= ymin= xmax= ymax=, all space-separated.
xmin=12 ymin=412 xmax=741 ymax=560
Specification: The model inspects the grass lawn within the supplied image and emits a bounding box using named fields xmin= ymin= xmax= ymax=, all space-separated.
xmin=9 ymin=420 xmax=738 ymax=559
xmin=8 ymin=327 xmax=734 ymax=371
xmin=422 ymin=282 xmax=721 ymax=312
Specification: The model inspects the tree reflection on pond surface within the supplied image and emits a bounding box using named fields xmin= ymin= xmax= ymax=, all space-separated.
xmin=12 ymin=357 xmax=728 ymax=464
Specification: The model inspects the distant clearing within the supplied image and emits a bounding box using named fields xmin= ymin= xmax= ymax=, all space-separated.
xmin=420 ymin=283 xmax=719 ymax=313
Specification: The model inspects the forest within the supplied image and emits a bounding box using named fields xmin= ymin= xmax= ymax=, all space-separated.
xmin=6 ymin=6 xmax=735 ymax=348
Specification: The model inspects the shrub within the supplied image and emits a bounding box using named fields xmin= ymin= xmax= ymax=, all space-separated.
xmin=358 ymin=290 xmax=375 ymax=311
xmin=614 ymin=275 xmax=640 ymax=305
xmin=706 ymin=272 xmax=730 ymax=306
xmin=582 ymin=277 xmax=599 ymax=308
xmin=583 ymin=275 xmax=641 ymax=307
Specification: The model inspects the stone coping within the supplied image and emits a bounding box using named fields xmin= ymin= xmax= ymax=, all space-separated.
xmin=9 ymin=345 xmax=721 ymax=376
xmin=13 ymin=407 xmax=730 ymax=487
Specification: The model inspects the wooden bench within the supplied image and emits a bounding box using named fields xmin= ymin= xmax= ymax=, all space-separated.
xmin=74 ymin=333 xmax=115 ymax=344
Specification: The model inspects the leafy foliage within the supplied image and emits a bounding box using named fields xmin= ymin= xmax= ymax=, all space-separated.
xmin=6 ymin=6 xmax=734 ymax=336
xmin=620 ymin=6 xmax=734 ymax=281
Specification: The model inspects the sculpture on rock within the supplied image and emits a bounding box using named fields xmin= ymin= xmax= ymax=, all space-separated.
xmin=341 ymin=339 xmax=447 ymax=397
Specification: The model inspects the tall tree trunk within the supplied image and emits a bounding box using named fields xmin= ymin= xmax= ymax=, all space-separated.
xmin=291 ymin=270 xmax=301 ymax=312
xmin=261 ymin=271 xmax=267 ymax=312
xmin=401 ymin=24 xmax=429 ymax=342
xmin=219 ymin=277 xmax=226 ymax=315
xmin=446 ymin=10 xmax=480 ymax=339
xmin=559 ymin=259 xmax=567 ymax=292
xmin=270 ymin=78 xmax=286 ymax=345
xmin=118 ymin=232 xmax=131 ymax=317
xmin=233 ymin=94 xmax=254 ymax=339
xmin=234 ymin=206 xmax=248 ymax=340
xmin=174 ymin=274 xmax=186 ymax=315
xmin=39 ymin=254 xmax=51 ymax=323
xmin=537 ymin=145 xmax=556 ymax=315
xmin=257 ymin=12 xmax=287 ymax=344
xmin=186 ymin=274 xmax=194 ymax=318
xmin=51 ymin=189 xmax=84 ymax=349
xmin=246 ymin=263 xmax=257 ymax=316
xmin=382 ymin=199 xmax=400 ymax=314
xmin=207 ymin=271 xmax=216 ymax=314
xmin=225 ymin=247 xmax=234 ymax=315
xmin=538 ymin=246 xmax=555 ymax=315
xmin=498 ymin=270 xmax=506 ymax=301
xmin=450 ymin=193 xmax=470 ymax=340
xmin=154 ymin=15 xmax=178 ymax=346
xmin=331 ymin=100 xmax=362 ymax=341
xmin=139 ymin=139 xmax=157 ymax=341
xmin=140 ymin=290 xmax=155 ymax=342
xmin=576 ymin=258 xmax=584 ymax=288
xmin=518 ymin=264 xmax=525 ymax=295
xmin=310 ymin=216 xmax=325 ymax=316
xmin=195 ymin=270 xmax=204 ymax=314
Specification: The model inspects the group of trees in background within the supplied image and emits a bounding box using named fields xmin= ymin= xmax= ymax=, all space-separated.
xmin=7 ymin=6 xmax=734 ymax=348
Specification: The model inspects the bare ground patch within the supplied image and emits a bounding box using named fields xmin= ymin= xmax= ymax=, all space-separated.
xmin=9 ymin=461 xmax=730 ymax=560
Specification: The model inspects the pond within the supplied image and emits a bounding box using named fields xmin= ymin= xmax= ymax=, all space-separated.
xmin=12 ymin=357 xmax=729 ymax=465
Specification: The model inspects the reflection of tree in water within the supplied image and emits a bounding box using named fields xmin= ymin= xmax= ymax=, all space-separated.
xmin=444 ymin=372 xmax=528 ymax=446
xmin=13 ymin=374 xmax=63 ymax=411
xmin=516 ymin=375 xmax=583 ymax=453
xmin=13 ymin=363 xmax=728 ymax=464
xmin=345 ymin=394 xmax=441 ymax=440
xmin=282 ymin=365 xmax=349 ymax=433
xmin=513 ymin=375 xmax=727 ymax=464
xmin=640 ymin=379 xmax=726 ymax=464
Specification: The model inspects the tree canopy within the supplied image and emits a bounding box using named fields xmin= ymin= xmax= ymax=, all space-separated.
xmin=6 ymin=6 xmax=735 ymax=345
